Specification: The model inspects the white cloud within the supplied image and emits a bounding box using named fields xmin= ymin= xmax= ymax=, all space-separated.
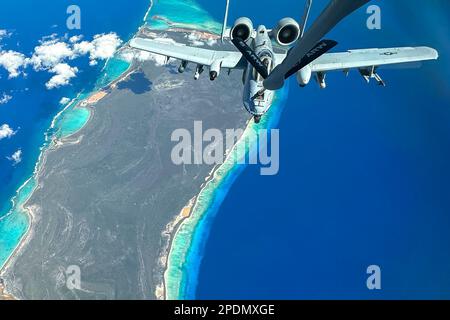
xmin=0 ymin=29 xmax=11 ymax=41
xmin=1 ymin=32 xmax=122 ymax=88
xmin=207 ymin=39 xmax=217 ymax=46
xmin=45 ymin=63 xmax=78 ymax=89
xmin=120 ymin=50 xmax=134 ymax=63
xmin=30 ymin=40 xmax=75 ymax=70
xmin=0 ymin=93 xmax=12 ymax=104
xmin=192 ymin=40 xmax=205 ymax=46
xmin=7 ymin=149 xmax=22 ymax=165
xmin=83 ymin=33 xmax=122 ymax=65
xmin=0 ymin=124 xmax=16 ymax=140
xmin=73 ymin=40 xmax=93 ymax=56
xmin=35 ymin=33 xmax=121 ymax=88
xmin=187 ymin=33 xmax=205 ymax=47
xmin=0 ymin=50 xmax=28 ymax=78
xmin=69 ymin=35 xmax=83 ymax=43
xmin=59 ymin=97 xmax=71 ymax=105
xmin=41 ymin=33 xmax=58 ymax=42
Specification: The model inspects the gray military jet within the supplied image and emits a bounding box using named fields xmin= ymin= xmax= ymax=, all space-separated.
xmin=130 ymin=0 xmax=438 ymax=123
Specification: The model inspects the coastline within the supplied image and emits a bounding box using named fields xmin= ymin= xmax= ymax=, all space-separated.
xmin=1 ymin=23 xmax=242 ymax=299
xmin=0 ymin=57 xmax=136 ymax=295
xmin=160 ymin=119 xmax=250 ymax=300
xmin=0 ymin=0 xmax=282 ymax=300
xmin=162 ymin=86 xmax=288 ymax=300
xmin=155 ymin=122 xmax=250 ymax=299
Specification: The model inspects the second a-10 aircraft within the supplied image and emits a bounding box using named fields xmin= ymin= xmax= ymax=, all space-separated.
xmin=130 ymin=0 xmax=438 ymax=123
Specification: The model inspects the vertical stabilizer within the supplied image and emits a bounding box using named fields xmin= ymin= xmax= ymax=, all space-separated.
xmin=221 ymin=0 xmax=231 ymax=43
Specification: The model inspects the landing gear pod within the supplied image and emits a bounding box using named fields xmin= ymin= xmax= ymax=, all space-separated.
xmin=296 ymin=65 xmax=312 ymax=87
xmin=209 ymin=61 xmax=221 ymax=81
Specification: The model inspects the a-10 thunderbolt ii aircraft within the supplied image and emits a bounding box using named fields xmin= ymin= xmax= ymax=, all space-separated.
xmin=130 ymin=0 xmax=438 ymax=123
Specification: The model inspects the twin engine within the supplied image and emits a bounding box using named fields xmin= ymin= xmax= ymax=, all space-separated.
xmin=230 ymin=17 xmax=254 ymax=42
xmin=230 ymin=17 xmax=300 ymax=46
xmin=231 ymin=16 xmax=313 ymax=87
xmin=271 ymin=17 xmax=301 ymax=46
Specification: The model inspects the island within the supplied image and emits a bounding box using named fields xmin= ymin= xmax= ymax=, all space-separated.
xmin=0 ymin=26 xmax=249 ymax=299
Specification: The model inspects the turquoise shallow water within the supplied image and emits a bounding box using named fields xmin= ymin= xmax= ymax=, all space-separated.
xmin=0 ymin=0 xmax=220 ymax=277
xmin=0 ymin=179 xmax=34 ymax=268
xmin=0 ymin=0 xmax=145 ymax=271
xmin=0 ymin=55 xmax=131 ymax=270
xmin=95 ymin=57 xmax=132 ymax=89
xmin=174 ymin=87 xmax=289 ymax=299
xmin=55 ymin=103 xmax=90 ymax=139
xmin=145 ymin=0 xmax=222 ymax=32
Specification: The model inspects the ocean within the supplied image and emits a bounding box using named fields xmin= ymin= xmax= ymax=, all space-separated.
xmin=194 ymin=0 xmax=450 ymax=299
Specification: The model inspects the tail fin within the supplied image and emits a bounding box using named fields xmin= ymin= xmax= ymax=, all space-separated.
xmin=300 ymin=0 xmax=313 ymax=38
xmin=221 ymin=0 xmax=231 ymax=43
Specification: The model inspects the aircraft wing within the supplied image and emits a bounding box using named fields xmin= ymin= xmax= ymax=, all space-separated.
xmin=309 ymin=47 xmax=438 ymax=73
xmin=129 ymin=37 xmax=243 ymax=69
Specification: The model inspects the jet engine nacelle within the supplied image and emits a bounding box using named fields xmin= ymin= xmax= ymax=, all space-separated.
xmin=296 ymin=65 xmax=312 ymax=87
xmin=209 ymin=61 xmax=221 ymax=81
xmin=230 ymin=17 xmax=254 ymax=42
xmin=272 ymin=18 xmax=300 ymax=46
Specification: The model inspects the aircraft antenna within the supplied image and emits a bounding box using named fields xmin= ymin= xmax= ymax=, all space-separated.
xmin=300 ymin=0 xmax=313 ymax=38
xmin=221 ymin=0 xmax=230 ymax=43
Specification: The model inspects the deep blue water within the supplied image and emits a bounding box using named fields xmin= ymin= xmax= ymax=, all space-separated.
xmin=195 ymin=0 xmax=450 ymax=299
xmin=0 ymin=0 xmax=148 ymax=215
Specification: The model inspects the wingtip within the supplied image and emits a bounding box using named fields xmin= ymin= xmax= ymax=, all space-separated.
xmin=129 ymin=38 xmax=139 ymax=49
xmin=425 ymin=47 xmax=439 ymax=60
xmin=431 ymin=48 xmax=439 ymax=60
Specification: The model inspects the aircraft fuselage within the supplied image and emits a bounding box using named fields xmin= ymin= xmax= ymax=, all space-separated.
xmin=243 ymin=25 xmax=276 ymax=122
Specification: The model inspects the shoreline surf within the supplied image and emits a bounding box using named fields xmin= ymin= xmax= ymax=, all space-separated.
xmin=1 ymin=0 xmax=287 ymax=300
xmin=0 ymin=55 xmax=135 ymax=291
xmin=163 ymin=87 xmax=289 ymax=300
